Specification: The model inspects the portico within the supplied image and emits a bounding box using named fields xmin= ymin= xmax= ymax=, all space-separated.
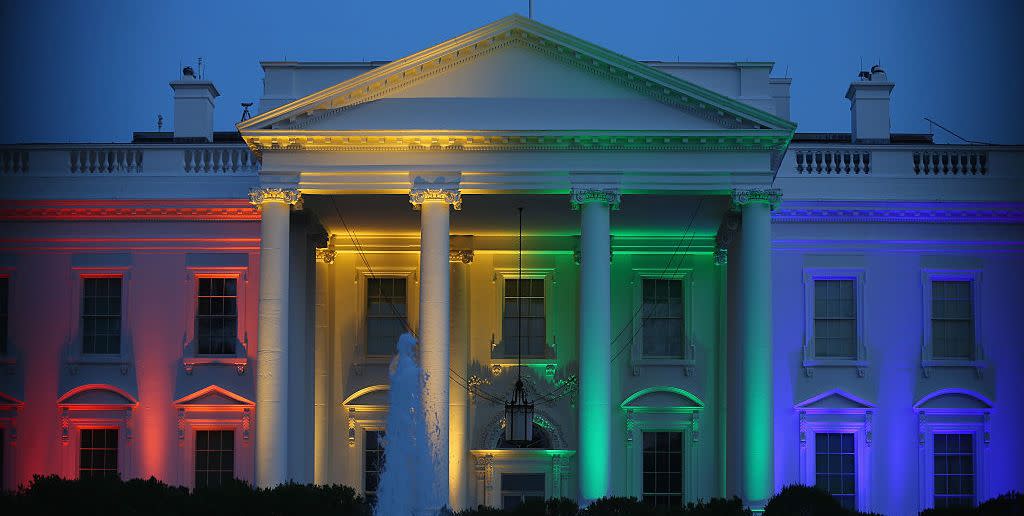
xmin=238 ymin=14 xmax=794 ymax=509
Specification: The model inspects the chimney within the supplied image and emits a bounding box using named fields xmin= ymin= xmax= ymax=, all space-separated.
xmin=169 ymin=66 xmax=220 ymax=142
xmin=845 ymin=65 xmax=894 ymax=143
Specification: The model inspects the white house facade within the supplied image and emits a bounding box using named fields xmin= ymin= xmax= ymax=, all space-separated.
xmin=1 ymin=15 xmax=1022 ymax=515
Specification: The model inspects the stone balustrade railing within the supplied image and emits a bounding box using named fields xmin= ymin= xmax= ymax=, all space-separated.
xmin=0 ymin=144 xmax=259 ymax=176
xmin=782 ymin=144 xmax=1021 ymax=179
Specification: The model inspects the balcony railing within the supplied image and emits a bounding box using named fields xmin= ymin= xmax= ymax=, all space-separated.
xmin=781 ymin=144 xmax=1021 ymax=179
xmin=0 ymin=143 xmax=259 ymax=176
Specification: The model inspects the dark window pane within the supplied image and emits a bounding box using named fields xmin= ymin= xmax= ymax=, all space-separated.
xmin=814 ymin=433 xmax=856 ymax=506
xmin=641 ymin=431 xmax=684 ymax=507
xmin=497 ymin=279 xmax=546 ymax=358
xmin=79 ymin=429 xmax=118 ymax=479
xmin=194 ymin=430 xmax=234 ymax=488
xmin=641 ymin=279 xmax=684 ymax=358
xmin=197 ymin=278 xmax=238 ymax=355
xmin=367 ymin=278 xmax=407 ymax=356
xmin=82 ymin=278 xmax=122 ymax=354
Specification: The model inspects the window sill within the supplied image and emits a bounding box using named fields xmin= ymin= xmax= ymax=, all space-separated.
xmin=67 ymin=354 xmax=130 ymax=375
xmin=631 ymin=358 xmax=695 ymax=377
xmin=801 ymin=359 xmax=869 ymax=378
xmin=183 ymin=356 xmax=247 ymax=375
xmin=921 ymin=359 xmax=985 ymax=378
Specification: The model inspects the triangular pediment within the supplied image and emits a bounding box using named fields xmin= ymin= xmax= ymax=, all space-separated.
xmin=621 ymin=387 xmax=704 ymax=413
xmin=914 ymin=389 xmax=992 ymax=411
xmin=795 ymin=389 xmax=874 ymax=411
xmin=239 ymin=15 xmax=794 ymax=138
xmin=173 ymin=385 xmax=254 ymax=407
xmin=58 ymin=384 xmax=138 ymax=408
xmin=0 ymin=391 xmax=24 ymax=408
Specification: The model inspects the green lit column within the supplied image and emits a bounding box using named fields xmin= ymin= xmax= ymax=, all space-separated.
xmin=572 ymin=187 xmax=619 ymax=503
xmin=731 ymin=188 xmax=780 ymax=508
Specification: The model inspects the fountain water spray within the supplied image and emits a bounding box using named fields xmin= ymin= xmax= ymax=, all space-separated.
xmin=373 ymin=333 xmax=445 ymax=515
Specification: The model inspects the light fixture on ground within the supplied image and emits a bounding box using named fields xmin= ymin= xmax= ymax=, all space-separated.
xmin=504 ymin=207 xmax=534 ymax=444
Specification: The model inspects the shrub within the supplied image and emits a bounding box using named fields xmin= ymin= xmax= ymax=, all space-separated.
xmin=920 ymin=491 xmax=1023 ymax=516
xmin=764 ymin=484 xmax=849 ymax=516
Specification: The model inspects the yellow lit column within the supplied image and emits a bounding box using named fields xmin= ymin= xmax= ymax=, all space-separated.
xmin=572 ymin=187 xmax=620 ymax=503
xmin=250 ymin=187 xmax=301 ymax=488
xmin=449 ymin=250 xmax=473 ymax=510
xmin=313 ymin=247 xmax=335 ymax=485
xmin=411 ymin=186 xmax=461 ymax=506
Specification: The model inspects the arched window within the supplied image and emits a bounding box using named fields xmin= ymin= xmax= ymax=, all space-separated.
xmin=496 ymin=423 xmax=551 ymax=449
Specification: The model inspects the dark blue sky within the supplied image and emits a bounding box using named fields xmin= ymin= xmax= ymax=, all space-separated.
xmin=2 ymin=0 xmax=1021 ymax=144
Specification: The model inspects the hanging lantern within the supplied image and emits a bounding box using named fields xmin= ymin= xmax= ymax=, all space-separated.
xmin=504 ymin=378 xmax=534 ymax=443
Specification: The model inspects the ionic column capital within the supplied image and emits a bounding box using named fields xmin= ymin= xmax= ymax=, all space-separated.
xmin=570 ymin=188 xmax=621 ymax=211
xmin=249 ymin=187 xmax=302 ymax=209
xmin=731 ymin=188 xmax=782 ymax=210
xmin=449 ymin=250 xmax=474 ymax=264
xmin=315 ymin=248 xmax=336 ymax=264
xmin=410 ymin=188 xmax=462 ymax=210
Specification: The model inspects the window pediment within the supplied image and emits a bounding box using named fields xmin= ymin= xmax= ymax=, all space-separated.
xmin=913 ymin=389 xmax=992 ymax=411
xmin=57 ymin=384 xmax=138 ymax=409
xmin=795 ymin=389 xmax=875 ymax=413
xmin=173 ymin=385 xmax=254 ymax=409
xmin=620 ymin=387 xmax=704 ymax=413
xmin=342 ymin=385 xmax=390 ymax=409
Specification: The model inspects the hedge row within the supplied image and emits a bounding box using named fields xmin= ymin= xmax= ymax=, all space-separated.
xmin=0 ymin=476 xmax=1019 ymax=515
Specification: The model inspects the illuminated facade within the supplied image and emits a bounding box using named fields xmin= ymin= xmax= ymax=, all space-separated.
xmin=1 ymin=15 xmax=1022 ymax=515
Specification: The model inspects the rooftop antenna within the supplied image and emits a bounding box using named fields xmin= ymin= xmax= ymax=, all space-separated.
xmin=197 ymin=57 xmax=204 ymax=79
xmin=784 ymin=65 xmax=789 ymax=78
xmin=528 ymin=0 xmax=533 ymax=19
xmin=240 ymin=102 xmax=253 ymax=122
xmin=157 ymin=114 xmax=163 ymax=131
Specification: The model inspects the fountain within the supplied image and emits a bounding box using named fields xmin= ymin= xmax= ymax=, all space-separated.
xmin=373 ymin=333 xmax=444 ymax=516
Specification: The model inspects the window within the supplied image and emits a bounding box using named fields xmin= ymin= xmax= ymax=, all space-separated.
xmin=196 ymin=278 xmax=238 ymax=355
xmin=501 ymin=278 xmax=545 ymax=357
xmin=641 ymin=279 xmax=684 ymax=358
xmin=366 ymin=278 xmax=407 ymax=356
xmin=815 ymin=433 xmax=856 ymax=510
xmin=82 ymin=277 xmax=122 ymax=354
xmin=813 ymin=280 xmax=856 ymax=359
xmin=79 ymin=429 xmax=118 ymax=479
xmin=931 ymin=281 xmax=974 ymax=360
xmin=194 ymin=430 xmax=234 ymax=488
xmin=933 ymin=434 xmax=975 ymax=508
xmin=0 ymin=277 xmax=7 ymax=355
xmin=642 ymin=431 xmax=683 ymax=508
xmin=364 ymin=430 xmax=385 ymax=504
xmin=501 ymin=473 xmax=545 ymax=510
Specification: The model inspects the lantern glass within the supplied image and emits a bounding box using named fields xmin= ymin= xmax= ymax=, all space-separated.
xmin=505 ymin=402 xmax=534 ymax=442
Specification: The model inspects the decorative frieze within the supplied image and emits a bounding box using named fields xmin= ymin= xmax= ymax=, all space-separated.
xmin=248 ymin=187 xmax=302 ymax=208
xmin=570 ymin=188 xmax=620 ymax=210
xmin=449 ymin=250 xmax=474 ymax=264
xmin=731 ymin=188 xmax=782 ymax=210
xmin=409 ymin=188 xmax=462 ymax=210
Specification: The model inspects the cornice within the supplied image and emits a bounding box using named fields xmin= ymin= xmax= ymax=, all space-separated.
xmin=0 ymin=199 xmax=260 ymax=221
xmin=238 ymin=15 xmax=795 ymax=136
xmin=772 ymin=203 xmax=1024 ymax=224
xmin=244 ymin=130 xmax=790 ymax=155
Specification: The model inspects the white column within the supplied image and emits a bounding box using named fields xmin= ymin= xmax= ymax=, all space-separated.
xmin=410 ymin=187 xmax=461 ymax=506
xmin=729 ymin=188 xmax=779 ymax=507
xmin=449 ymin=250 xmax=473 ymax=511
xmin=250 ymin=187 xmax=301 ymax=488
xmin=313 ymin=248 xmax=335 ymax=485
xmin=572 ymin=188 xmax=619 ymax=503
